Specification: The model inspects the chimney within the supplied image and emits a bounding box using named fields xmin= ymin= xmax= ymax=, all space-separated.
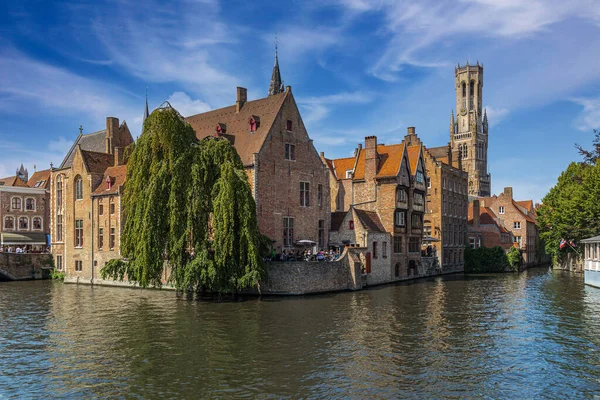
xmin=364 ymin=136 xmax=378 ymax=182
xmin=106 ymin=117 xmax=119 ymax=154
xmin=473 ymin=199 xmax=480 ymax=228
xmin=236 ymin=87 xmax=247 ymax=113
xmin=114 ymin=147 xmax=123 ymax=166
xmin=407 ymin=126 xmax=415 ymax=135
xmin=504 ymin=187 xmax=513 ymax=199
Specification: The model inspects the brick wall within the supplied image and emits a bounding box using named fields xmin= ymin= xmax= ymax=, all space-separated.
xmin=0 ymin=253 xmax=53 ymax=280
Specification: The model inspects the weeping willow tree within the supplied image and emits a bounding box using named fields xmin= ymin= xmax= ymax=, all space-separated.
xmin=101 ymin=104 xmax=264 ymax=294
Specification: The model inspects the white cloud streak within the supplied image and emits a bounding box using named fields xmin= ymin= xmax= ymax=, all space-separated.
xmin=572 ymin=97 xmax=600 ymax=132
xmin=167 ymin=92 xmax=211 ymax=117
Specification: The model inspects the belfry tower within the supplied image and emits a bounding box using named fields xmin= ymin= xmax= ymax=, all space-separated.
xmin=450 ymin=61 xmax=491 ymax=197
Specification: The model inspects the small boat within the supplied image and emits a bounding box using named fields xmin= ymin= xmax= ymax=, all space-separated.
xmin=581 ymin=235 xmax=600 ymax=288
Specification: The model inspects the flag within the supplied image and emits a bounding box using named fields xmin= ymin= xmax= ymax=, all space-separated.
xmin=559 ymin=238 xmax=567 ymax=250
xmin=569 ymin=239 xmax=576 ymax=248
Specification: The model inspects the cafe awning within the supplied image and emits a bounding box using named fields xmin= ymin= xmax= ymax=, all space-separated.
xmin=1 ymin=232 xmax=47 ymax=245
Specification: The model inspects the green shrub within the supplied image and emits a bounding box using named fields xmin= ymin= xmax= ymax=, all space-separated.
xmin=50 ymin=269 xmax=65 ymax=280
xmin=464 ymin=246 xmax=510 ymax=273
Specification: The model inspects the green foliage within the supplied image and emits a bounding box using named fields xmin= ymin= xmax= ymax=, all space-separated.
xmin=537 ymin=160 xmax=600 ymax=259
xmin=100 ymin=105 xmax=264 ymax=294
xmin=50 ymin=268 xmax=65 ymax=280
xmin=464 ymin=246 xmax=510 ymax=273
xmin=506 ymin=246 xmax=522 ymax=272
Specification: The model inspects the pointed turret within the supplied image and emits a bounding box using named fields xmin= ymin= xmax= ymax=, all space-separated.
xmin=143 ymin=89 xmax=149 ymax=123
xmin=268 ymin=45 xmax=283 ymax=96
xmin=450 ymin=110 xmax=455 ymax=136
xmin=483 ymin=108 xmax=488 ymax=134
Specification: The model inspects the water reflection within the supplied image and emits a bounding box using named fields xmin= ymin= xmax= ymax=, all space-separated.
xmin=0 ymin=269 xmax=599 ymax=398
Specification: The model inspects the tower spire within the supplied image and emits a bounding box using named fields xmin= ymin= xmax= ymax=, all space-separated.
xmin=268 ymin=36 xmax=283 ymax=96
xmin=143 ymin=87 xmax=149 ymax=123
xmin=450 ymin=110 xmax=455 ymax=136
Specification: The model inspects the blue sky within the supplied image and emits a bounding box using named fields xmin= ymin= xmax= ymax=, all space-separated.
xmin=1 ymin=0 xmax=599 ymax=202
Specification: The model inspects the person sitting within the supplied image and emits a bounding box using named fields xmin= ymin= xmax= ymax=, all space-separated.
xmin=317 ymin=250 xmax=325 ymax=261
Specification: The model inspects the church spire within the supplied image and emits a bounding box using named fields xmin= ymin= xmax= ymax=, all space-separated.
xmin=483 ymin=108 xmax=488 ymax=133
xmin=450 ymin=110 xmax=455 ymax=136
xmin=143 ymin=88 xmax=149 ymax=123
xmin=268 ymin=39 xmax=283 ymax=96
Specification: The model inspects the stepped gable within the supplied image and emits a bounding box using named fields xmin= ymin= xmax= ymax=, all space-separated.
xmin=61 ymin=129 xmax=107 ymax=168
xmin=93 ymin=165 xmax=127 ymax=195
xmin=27 ymin=169 xmax=51 ymax=189
xmin=354 ymin=209 xmax=386 ymax=233
xmin=185 ymin=91 xmax=288 ymax=166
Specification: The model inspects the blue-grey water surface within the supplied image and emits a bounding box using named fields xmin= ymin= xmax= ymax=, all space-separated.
xmin=1 ymin=268 xmax=599 ymax=399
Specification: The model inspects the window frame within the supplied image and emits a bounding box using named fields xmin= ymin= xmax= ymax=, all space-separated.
xmin=393 ymin=236 xmax=403 ymax=254
xmin=75 ymin=219 xmax=84 ymax=248
xmin=110 ymin=228 xmax=116 ymax=250
xmin=4 ymin=216 xmax=15 ymax=230
xmin=25 ymin=197 xmax=36 ymax=211
xmin=18 ymin=216 xmax=29 ymax=231
xmin=283 ymin=217 xmax=294 ymax=247
xmin=285 ymin=143 xmax=296 ymax=161
xmin=98 ymin=227 xmax=104 ymax=250
xmin=300 ymin=181 xmax=310 ymax=207
xmin=32 ymin=217 xmax=42 ymax=230
xmin=75 ymin=176 xmax=83 ymax=200
xmin=395 ymin=210 xmax=406 ymax=227
xmin=11 ymin=197 xmax=22 ymax=210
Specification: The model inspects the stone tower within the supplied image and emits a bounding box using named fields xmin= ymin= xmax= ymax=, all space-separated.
xmin=450 ymin=61 xmax=491 ymax=197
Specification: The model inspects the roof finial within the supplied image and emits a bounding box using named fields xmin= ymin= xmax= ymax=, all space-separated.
xmin=79 ymin=125 xmax=83 ymax=135
xmin=268 ymin=35 xmax=283 ymax=96
xmin=143 ymin=87 xmax=149 ymax=123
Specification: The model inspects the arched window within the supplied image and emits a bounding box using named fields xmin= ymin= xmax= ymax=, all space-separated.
xmin=19 ymin=217 xmax=29 ymax=230
xmin=75 ymin=176 xmax=83 ymax=200
xmin=463 ymin=144 xmax=468 ymax=159
xmin=4 ymin=216 xmax=14 ymax=230
xmin=470 ymin=81 xmax=474 ymax=96
xmin=33 ymin=217 xmax=42 ymax=230
xmin=25 ymin=198 xmax=35 ymax=211
xmin=462 ymin=82 xmax=466 ymax=97
xmin=11 ymin=197 xmax=22 ymax=210
xmin=56 ymin=175 xmax=63 ymax=208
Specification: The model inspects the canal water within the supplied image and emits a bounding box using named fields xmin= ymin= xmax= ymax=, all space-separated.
xmin=1 ymin=268 xmax=599 ymax=399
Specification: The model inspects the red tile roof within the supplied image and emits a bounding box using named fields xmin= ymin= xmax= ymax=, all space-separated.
xmin=406 ymin=145 xmax=422 ymax=175
xmin=329 ymin=144 xmax=406 ymax=181
xmin=516 ymin=200 xmax=534 ymax=212
xmin=354 ymin=209 xmax=386 ymax=233
xmin=0 ymin=175 xmax=29 ymax=187
xmin=92 ymin=165 xmax=127 ymax=195
xmin=468 ymin=204 xmax=510 ymax=233
xmin=186 ymin=91 xmax=288 ymax=166
xmin=27 ymin=169 xmax=51 ymax=189
xmin=331 ymin=157 xmax=356 ymax=180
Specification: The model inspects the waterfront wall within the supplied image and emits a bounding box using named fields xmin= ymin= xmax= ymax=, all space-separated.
xmin=0 ymin=253 xmax=53 ymax=280
xmin=553 ymin=253 xmax=583 ymax=273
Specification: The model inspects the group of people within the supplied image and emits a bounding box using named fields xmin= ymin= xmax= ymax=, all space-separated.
xmin=269 ymin=248 xmax=341 ymax=262
xmin=0 ymin=245 xmax=50 ymax=254
xmin=422 ymin=245 xmax=437 ymax=257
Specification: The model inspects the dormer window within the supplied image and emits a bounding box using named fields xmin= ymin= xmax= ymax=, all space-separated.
xmin=106 ymin=176 xmax=112 ymax=190
xmin=346 ymin=170 xmax=353 ymax=179
xmin=349 ymin=220 xmax=354 ymax=230
xmin=248 ymin=116 xmax=260 ymax=132
xmin=215 ymin=123 xmax=226 ymax=134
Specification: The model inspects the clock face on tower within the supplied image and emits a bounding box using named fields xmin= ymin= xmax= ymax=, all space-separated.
xmin=460 ymin=107 xmax=467 ymax=116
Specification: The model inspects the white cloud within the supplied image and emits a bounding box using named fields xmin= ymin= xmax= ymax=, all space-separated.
xmin=0 ymin=138 xmax=67 ymax=180
xmin=166 ymin=92 xmax=211 ymax=117
xmin=484 ymin=105 xmax=509 ymax=126
xmin=572 ymin=97 xmax=600 ymax=131
xmin=298 ymin=91 xmax=373 ymax=123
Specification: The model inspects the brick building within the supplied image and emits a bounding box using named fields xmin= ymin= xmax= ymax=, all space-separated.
xmin=0 ymin=167 xmax=51 ymax=251
xmin=479 ymin=187 xmax=539 ymax=265
xmin=423 ymin=140 xmax=468 ymax=272
xmin=186 ymin=53 xmax=330 ymax=251
xmin=50 ymin=117 xmax=133 ymax=278
xmin=325 ymin=127 xmax=428 ymax=282
xmin=467 ymin=199 xmax=512 ymax=250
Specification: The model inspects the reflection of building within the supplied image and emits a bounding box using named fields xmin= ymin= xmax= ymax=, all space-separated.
xmin=467 ymin=199 xmax=512 ymax=250
xmin=186 ymin=52 xmax=330 ymax=251
xmin=51 ymin=118 xmax=133 ymax=278
xmin=325 ymin=127 xmax=428 ymax=283
xmin=0 ymin=167 xmax=50 ymax=251
xmin=423 ymin=144 xmax=468 ymax=272
xmin=478 ymin=187 xmax=539 ymax=265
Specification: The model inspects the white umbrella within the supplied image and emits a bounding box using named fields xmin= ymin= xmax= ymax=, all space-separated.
xmin=296 ymin=240 xmax=316 ymax=246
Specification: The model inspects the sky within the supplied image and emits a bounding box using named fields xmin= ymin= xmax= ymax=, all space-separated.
xmin=1 ymin=0 xmax=600 ymax=202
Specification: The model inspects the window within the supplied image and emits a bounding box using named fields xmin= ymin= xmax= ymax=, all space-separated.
xmin=56 ymin=255 xmax=63 ymax=271
xmin=285 ymin=144 xmax=296 ymax=161
xmin=414 ymin=193 xmax=424 ymax=206
xmin=318 ymin=220 xmax=325 ymax=249
xmin=286 ymin=119 xmax=293 ymax=131
xmin=395 ymin=210 xmax=405 ymax=227
xmin=462 ymin=82 xmax=466 ymax=98
xmin=397 ymin=188 xmax=407 ymax=203
xmin=318 ymin=184 xmax=323 ymax=208
xmin=394 ymin=236 xmax=403 ymax=253
xmin=25 ymin=198 xmax=35 ymax=211
xmin=300 ymin=182 xmax=310 ymax=207
xmin=98 ymin=228 xmax=104 ymax=249
xmin=382 ymin=241 xmax=387 ymax=258
xmin=416 ymin=170 xmax=424 ymax=184
xmin=426 ymin=177 xmax=431 ymax=188
xmin=99 ymin=203 xmax=104 ymax=216
xmin=56 ymin=176 xmax=63 ymax=207
xmin=75 ymin=219 xmax=83 ymax=247
xmin=110 ymin=228 xmax=115 ymax=250
xmin=19 ymin=217 xmax=28 ymax=230
xmin=345 ymin=170 xmax=353 ymax=179
xmin=283 ymin=217 xmax=294 ymax=247
xmin=33 ymin=217 xmax=42 ymax=230
xmin=499 ymin=206 xmax=505 ymax=214
xmin=409 ymin=237 xmax=420 ymax=253
xmin=11 ymin=197 xmax=21 ymax=210
xmin=513 ymin=221 xmax=521 ymax=229
xmin=514 ymin=235 xmax=522 ymax=247
xmin=75 ymin=260 xmax=82 ymax=272
xmin=373 ymin=241 xmax=378 ymax=259
xmin=349 ymin=220 xmax=354 ymax=230
xmin=4 ymin=216 xmax=14 ymax=229
xmin=411 ymin=214 xmax=422 ymax=229
xmin=110 ymin=200 xmax=115 ymax=215
xmin=56 ymin=215 xmax=63 ymax=242
xmin=75 ymin=176 xmax=83 ymax=200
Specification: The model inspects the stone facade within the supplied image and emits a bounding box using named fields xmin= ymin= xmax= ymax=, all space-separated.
xmin=422 ymin=142 xmax=468 ymax=271
xmin=51 ymin=117 xmax=133 ymax=281
xmin=0 ymin=252 xmax=53 ymax=280
xmin=479 ymin=187 xmax=539 ymax=265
